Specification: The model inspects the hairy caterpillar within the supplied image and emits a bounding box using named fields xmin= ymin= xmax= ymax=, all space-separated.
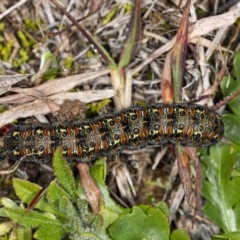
xmin=4 ymin=103 xmax=224 ymax=163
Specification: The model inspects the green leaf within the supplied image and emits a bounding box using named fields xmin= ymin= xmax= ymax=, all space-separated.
xmin=13 ymin=178 xmax=41 ymax=203
xmin=34 ymin=224 xmax=67 ymax=240
xmin=17 ymin=30 xmax=36 ymax=48
xmin=102 ymin=5 xmax=118 ymax=25
xmin=90 ymin=158 xmax=123 ymax=212
xmin=234 ymin=51 xmax=240 ymax=81
xmin=100 ymin=203 xmax=120 ymax=233
xmin=16 ymin=226 xmax=32 ymax=240
xmin=12 ymin=178 xmax=56 ymax=214
xmin=88 ymin=159 xmax=122 ymax=232
xmin=118 ymin=0 xmax=141 ymax=68
xmin=220 ymin=77 xmax=240 ymax=118
xmin=87 ymin=99 xmax=111 ymax=115
xmin=46 ymin=181 xmax=73 ymax=218
xmin=170 ymin=229 xmax=191 ymax=240
xmin=40 ymin=49 xmax=58 ymax=80
xmin=108 ymin=206 xmax=170 ymax=240
xmin=202 ymin=145 xmax=240 ymax=232
xmin=156 ymin=201 xmax=169 ymax=219
xmin=1 ymin=197 xmax=19 ymax=209
xmin=52 ymin=148 xmax=77 ymax=201
xmin=213 ymin=231 xmax=240 ymax=240
xmin=0 ymin=40 xmax=13 ymax=61
xmin=43 ymin=67 xmax=58 ymax=80
xmin=63 ymin=55 xmax=73 ymax=70
xmin=0 ymin=207 xmax=8 ymax=218
xmin=222 ymin=114 xmax=240 ymax=144
xmin=0 ymin=22 xmax=5 ymax=31
xmin=58 ymin=196 xmax=78 ymax=218
xmin=67 ymin=216 xmax=84 ymax=237
xmin=3 ymin=208 xmax=61 ymax=227
xmin=24 ymin=18 xmax=39 ymax=31
xmin=82 ymin=213 xmax=103 ymax=233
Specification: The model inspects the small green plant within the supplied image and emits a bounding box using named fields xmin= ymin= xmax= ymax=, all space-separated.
xmin=87 ymin=99 xmax=112 ymax=116
xmin=41 ymin=49 xmax=58 ymax=80
xmin=198 ymin=51 xmax=240 ymax=239
xmin=0 ymin=149 xmax=190 ymax=240
xmin=12 ymin=30 xmax=36 ymax=67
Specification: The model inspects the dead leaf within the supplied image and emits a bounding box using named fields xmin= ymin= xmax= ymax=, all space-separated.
xmin=0 ymin=74 xmax=29 ymax=95
xmin=76 ymin=163 xmax=101 ymax=213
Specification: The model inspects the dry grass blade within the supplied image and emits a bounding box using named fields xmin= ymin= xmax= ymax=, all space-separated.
xmin=0 ymin=0 xmax=28 ymax=20
xmin=189 ymin=8 xmax=240 ymax=38
xmin=0 ymin=74 xmax=29 ymax=95
xmin=0 ymin=90 xmax=115 ymax=127
xmin=161 ymin=51 xmax=173 ymax=103
xmin=0 ymin=158 xmax=23 ymax=174
xmin=0 ymin=69 xmax=111 ymax=104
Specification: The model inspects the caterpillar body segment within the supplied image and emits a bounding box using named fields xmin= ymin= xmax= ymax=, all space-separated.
xmin=4 ymin=104 xmax=224 ymax=163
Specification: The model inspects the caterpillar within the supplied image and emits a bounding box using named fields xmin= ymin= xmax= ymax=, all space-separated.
xmin=4 ymin=103 xmax=224 ymax=163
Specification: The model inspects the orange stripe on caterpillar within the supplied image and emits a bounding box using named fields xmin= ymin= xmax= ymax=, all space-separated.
xmin=4 ymin=103 xmax=224 ymax=163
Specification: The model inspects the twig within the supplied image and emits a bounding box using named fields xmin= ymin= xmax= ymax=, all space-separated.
xmin=0 ymin=0 xmax=28 ymax=20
